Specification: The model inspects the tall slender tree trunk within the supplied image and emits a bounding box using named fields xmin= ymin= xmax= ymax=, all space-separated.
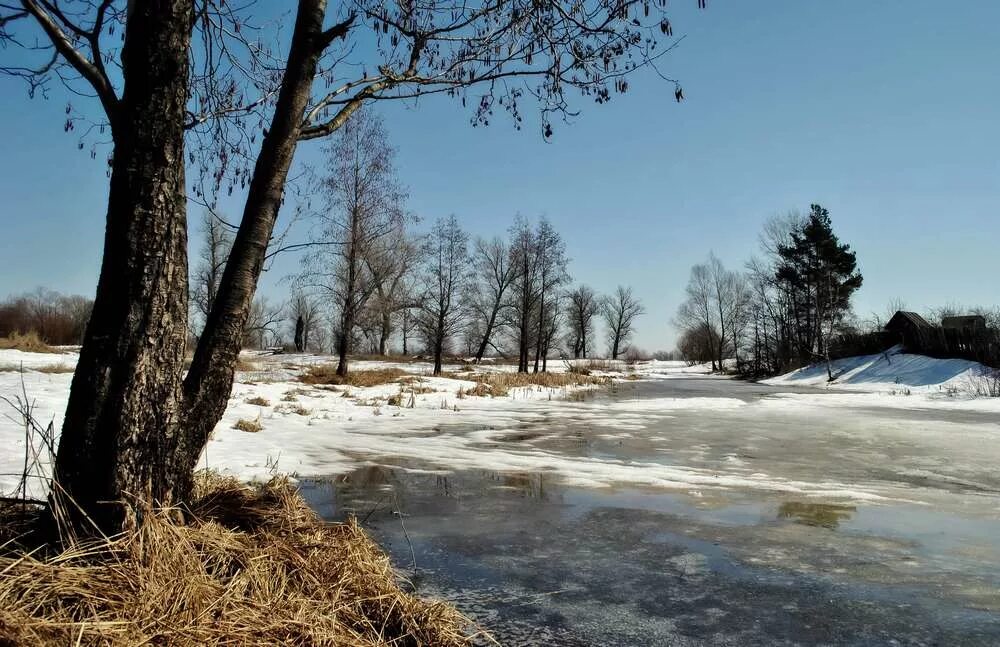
xmin=533 ymin=296 xmax=545 ymax=373
xmin=55 ymin=0 xmax=194 ymax=529
xmin=474 ymin=303 xmax=501 ymax=363
xmin=517 ymin=308 xmax=529 ymax=373
xmin=433 ymin=326 xmax=444 ymax=375
xmin=402 ymin=309 xmax=410 ymax=355
xmin=378 ymin=311 xmax=391 ymax=355
xmin=180 ymin=0 xmax=351 ymax=492
xmin=336 ymin=301 xmax=356 ymax=376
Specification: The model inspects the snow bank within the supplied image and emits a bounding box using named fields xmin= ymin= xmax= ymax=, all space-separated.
xmin=764 ymin=346 xmax=988 ymax=392
xmin=760 ymin=346 xmax=1000 ymax=412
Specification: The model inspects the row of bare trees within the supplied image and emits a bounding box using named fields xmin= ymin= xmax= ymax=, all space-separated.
xmin=180 ymin=110 xmax=649 ymax=376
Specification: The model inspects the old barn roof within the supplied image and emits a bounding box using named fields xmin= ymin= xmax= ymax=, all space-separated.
xmin=884 ymin=311 xmax=934 ymax=331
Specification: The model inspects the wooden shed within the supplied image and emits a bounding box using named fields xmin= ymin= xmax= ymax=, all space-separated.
xmin=941 ymin=315 xmax=986 ymax=332
xmin=884 ymin=311 xmax=934 ymax=349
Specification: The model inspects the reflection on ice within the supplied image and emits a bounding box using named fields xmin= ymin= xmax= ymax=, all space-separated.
xmin=778 ymin=501 xmax=856 ymax=529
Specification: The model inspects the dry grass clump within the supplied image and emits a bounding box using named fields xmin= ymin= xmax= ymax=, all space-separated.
xmin=0 ymin=363 xmax=75 ymax=374
xmin=463 ymin=371 xmax=608 ymax=397
xmin=0 ymin=476 xmax=479 ymax=646
xmin=275 ymin=403 xmax=312 ymax=416
xmin=33 ymin=363 xmax=75 ymax=374
xmin=301 ymin=365 xmax=408 ymax=387
xmin=0 ymin=331 xmax=62 ymax=354
xmin=281 ymin=388 xmax=313 ymax=402
xmin=245 ymin=395 xmax=271 ymax=406
xmin=233 ymin=418 xmax=263 ymax=433
xmin=234 ymin=357 xmax=258 ymax=372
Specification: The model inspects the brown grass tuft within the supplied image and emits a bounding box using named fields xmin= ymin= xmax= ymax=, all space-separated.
xmin=462 ymin=371 xmax=608 ymax=397
xmin=0 ymin=476 xmax=480 ymax=646
xmin=245 ymin=396 xmax=271 ymax=406
xmin=33 ymin=364 xmax=75 ymax=374
xmin=0 ymin=363 xmax=75 ymax=374
xmin=275 ymin=403 xmax=312 ymax=416
xmin=0 ymin=331 xmax=62 ymax=354
xmin=301 ymin=365 xmax=408 ymax=387
xmin=234 ymin=357 xmax=258 ymax=372
xmin=233 ymin=418 xmax=263 ymax=433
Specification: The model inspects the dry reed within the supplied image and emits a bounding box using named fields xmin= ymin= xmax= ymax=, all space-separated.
xmin=301 ymin=365 xmax=408 ymax=387
xmin=0 ymin=332 xmax=62 ymax=354
xmin=233 ymin=418 xmax=263 ymax=433
xmin=0 ymin=475 xmax=481 ymax=646
xmin=459 ymin=371 xmax=609 ymax=397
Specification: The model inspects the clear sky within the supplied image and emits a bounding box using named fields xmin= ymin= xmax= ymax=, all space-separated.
xmin=1 ymin=2 xmax=998 ymax=351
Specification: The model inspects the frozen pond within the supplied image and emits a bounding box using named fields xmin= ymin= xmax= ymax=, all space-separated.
xmin=301 ymin=376 xmax=1000 ymax=645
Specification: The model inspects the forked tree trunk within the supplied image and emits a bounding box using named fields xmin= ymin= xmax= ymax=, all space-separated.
xmin=54 ymin=0 xmax=194 ymax=529
xmin=180 ymin=0 xmax=349 ymax=492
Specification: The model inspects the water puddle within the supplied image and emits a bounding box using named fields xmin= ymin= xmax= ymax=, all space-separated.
xmin=301 ymin=467 xmax=1000 ymax=645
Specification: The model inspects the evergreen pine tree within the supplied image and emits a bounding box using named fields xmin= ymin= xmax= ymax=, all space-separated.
xmin=776 ymin=204 xmax=863 ymax=377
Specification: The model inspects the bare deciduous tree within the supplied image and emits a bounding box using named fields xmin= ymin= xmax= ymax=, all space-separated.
xmin=365 ymin=233 xmax=420 ymax=356
xmin=508 ymin=218 xmax=541 ymax=372
xmin=243 ymin=297 xmax=284 ymax=350
xmin=675 ymin=253 xmax=749 ymax=371
xmin=532 ymin=219 xmax=568 ymax=372
xmin=298 ymin=109 xmax=407 ymax=375
xmin=416 ymin=216 xmax=469 ymax=375
xmin=467 ymin=236 xmax=518 ymax=363
xmin=602 ymin=285 xmax=645 ymax=360
xmin=566 ymin=285 xmax=600 ymax=359
xmin=289 ymin=292 xmax=322 ymax=352
xmin=191 ymin=211 xmax=234 ymax=331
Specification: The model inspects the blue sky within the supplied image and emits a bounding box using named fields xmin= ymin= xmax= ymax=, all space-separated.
xmin=1 ymin=2 xmax=998 ymax=350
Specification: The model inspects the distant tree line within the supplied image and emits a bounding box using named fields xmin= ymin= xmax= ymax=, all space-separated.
xmin=188 ymin=111 xmax=649 ymax=376
xmin=0 ymin=288 xmax=93 ymax=345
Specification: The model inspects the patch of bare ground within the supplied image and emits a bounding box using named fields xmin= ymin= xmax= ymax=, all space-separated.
xmin=0 ymin=476 xmax=481 ymax=646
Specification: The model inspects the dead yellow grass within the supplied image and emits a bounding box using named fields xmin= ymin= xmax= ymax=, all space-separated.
xmin=0 ymin=331 xmax=62 ymax=354
xmin=0 ymin=476 xmax=480 ymax=646
xmin=301 ymin=365 xmax=408 ymax=387
xmin=461 ymin=371 xmax=609 ymax=397
xmin=234 ymin=357 xmax=258 ymax=372
xmin=0 ymin=363 xmax=75 ymax=374
xmin=233 ymin=418 xmax=262 ymax=433
xmin=245 ymin=396 xmax=271 ymax=406
xmin=34 ymin=364 xmax=75 ymax=374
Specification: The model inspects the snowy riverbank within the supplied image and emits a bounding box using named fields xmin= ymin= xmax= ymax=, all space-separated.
xmin=3 ymin=348 xmax=999 ymax=504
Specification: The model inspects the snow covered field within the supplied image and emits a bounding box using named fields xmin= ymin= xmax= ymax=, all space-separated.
xmin=2 ymin=347 xmax=999 ymax=507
